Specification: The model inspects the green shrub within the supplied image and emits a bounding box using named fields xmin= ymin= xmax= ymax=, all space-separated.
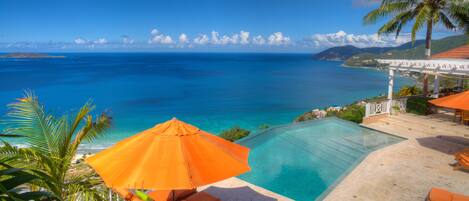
xmin=332 ymin=104 xmax=365 ymax=123
xmin=397 ymin=85 xmax=422 ymax=97
xmin=406 ymin=96 xmax=431 ymax=115
xmin=294 ymin=111 xmax=317 ymax=122
xmin=219 ymin=126 xmax=250 ymax=142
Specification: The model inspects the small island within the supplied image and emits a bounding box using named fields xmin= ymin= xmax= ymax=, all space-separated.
xmin=0 ymin=53 xmax=65 ymax=59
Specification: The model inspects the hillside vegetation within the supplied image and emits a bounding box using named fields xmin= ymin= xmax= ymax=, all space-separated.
xmin=344 ymin=35 xmax=469 ymax=67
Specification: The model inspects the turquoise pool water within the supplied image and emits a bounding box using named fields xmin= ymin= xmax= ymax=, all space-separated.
xmin=238 ymin=118 xmax=404 ymax=201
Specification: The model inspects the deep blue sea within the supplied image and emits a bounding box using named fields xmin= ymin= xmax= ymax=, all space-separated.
xmin=0 ymin=53 xmax=413 ymax=148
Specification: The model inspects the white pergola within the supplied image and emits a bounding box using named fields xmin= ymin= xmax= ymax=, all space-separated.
xmin=369 ymin=59 xmax=469 ymax=116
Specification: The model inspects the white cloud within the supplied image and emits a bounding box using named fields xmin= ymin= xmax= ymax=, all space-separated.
xmin=74 ymin=38 xmax=88 ymax=45
xmin=149 ymin=28 xmax=173 ymax=44
xmin=219 ymin=34 xmax=239 ymax=45
xmin=193 ymin=34 xmax=209 ymax=45
xmin=121 ymin=35 xmax=134 ymax=44
xmin=252 ymin=35 xmax=266 ymax=45
xmin=240 ymin=31 xmax=250 ymax=45
xmin=94 ymin=38 xmax=108 ymax=45
xmin=208 ymin=31 xmax=240 ymax=45
xmin=268 ymin=32 xmax=291 ymax=45
xmin=308 ymin=30 xmax=411 ymax=48
xmin=178 ymin=33 xmax=189 ymax=44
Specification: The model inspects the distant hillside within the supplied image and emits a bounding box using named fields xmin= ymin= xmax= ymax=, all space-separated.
xmin=344 ymin=34 xmax=469 ymax=67
xmin=312 ymin=40 xmax=425 ymax=61
xmin=0 ymin=53 xmax=65 ymax=59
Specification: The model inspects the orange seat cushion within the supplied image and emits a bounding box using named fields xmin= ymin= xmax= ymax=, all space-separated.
xmin=429 ymin=188 xmax=453 ymax=201
xmin=428 ymin=188 xmax=469 ymax=201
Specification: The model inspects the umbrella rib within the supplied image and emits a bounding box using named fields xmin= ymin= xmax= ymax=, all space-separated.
xmin=179 ymin=137 xmax=196 ymax=189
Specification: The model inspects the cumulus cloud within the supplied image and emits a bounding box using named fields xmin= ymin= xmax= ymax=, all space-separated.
xmin=121 ymin=35 xmax=134 ymax=44
xmin=239 ymin=31 xmax=250 ymax=45
xmin=252 ymin=35 xmax=266 ymax=45
xmin=208 ymin=31 xmax=241 ymax=45
xmin=194 ymin=34 xmax=209 ymax=45
xmin=74 ymin=38 xmax=88 ymax=45
xmin=219 ymin=34 xmax=239 ymax=45
xmin=268 ymin=32 xmax=291 ymax=45
xmin=149 ymin=29 xmax=173 ymax=44
xmin=308 ymin=30 xmax=411 ymax=48
xmin=94 ymin=38 xmax=108 ymax=45
xmin=178 ymin=33 xmax=189 ymax=44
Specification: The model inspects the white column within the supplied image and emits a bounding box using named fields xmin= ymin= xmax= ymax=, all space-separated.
xmin=457 ymin=76 xmax=464 ymax=89
xmin=433 ymin=74 xmax=440 ymax=98
xmin=387 ymin=69 xmax=394 ymax=113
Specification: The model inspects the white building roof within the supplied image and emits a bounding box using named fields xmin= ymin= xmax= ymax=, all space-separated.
xmin=377 ymin=59 xmax=469 ymax=76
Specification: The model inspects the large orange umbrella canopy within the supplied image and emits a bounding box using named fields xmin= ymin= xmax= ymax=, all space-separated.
xmin=429 ymin=90 xmax=469 ymax=111
xmin=86 ymin=118 xmax=250 ymax=190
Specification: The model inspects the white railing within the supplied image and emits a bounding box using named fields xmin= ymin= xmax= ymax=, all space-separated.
xmin=365 ymin=96 xmax=417 ymax=117
xmin=365 ymin=99 xmax=390 ymax=117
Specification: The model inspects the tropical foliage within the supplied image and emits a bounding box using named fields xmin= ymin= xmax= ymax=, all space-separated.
xmin=326 ymin=104 xmax=366 ymax=123
xmin=219 ymin=126 xmax=250 ymax=142
xmin=0 ymin=158 xmax=55 ymax=201
xmin=397 ymin=85 xmax=422 ymax=97
xmin=406 ymin=96 xmax=431 ymax=115
xmin=364 ymin=0 xmax=469 ymax=44
xmin=0 ymin=92 xmax=112 ymax=200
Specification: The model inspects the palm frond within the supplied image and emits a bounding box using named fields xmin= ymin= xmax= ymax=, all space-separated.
xmin=364 ymin=1 xmax=413 ymax=25
xmin=4 ymin=92 xmax=61 ymax=157
xmin=411 ymin=5 xmax=430 ymax=42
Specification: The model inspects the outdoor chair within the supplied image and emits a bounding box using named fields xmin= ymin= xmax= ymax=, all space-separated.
xmin=453 ymin=148 xmax=469 ymax=171
xmin=454 ymin=110 xmax=462 ymax=122
xmin=462 ymin=111 xmax=469 ymax=125
xmin=148 ymin=189 xmax=197 ymax=201
xmin=182 ymin=191 xmax=221 ymax=201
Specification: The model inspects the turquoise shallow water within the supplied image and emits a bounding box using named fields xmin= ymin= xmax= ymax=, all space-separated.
xmin=238 ymin=117 xmax=405 ymax=201
xmin=0 ymin=53 xmax=413 ymax=148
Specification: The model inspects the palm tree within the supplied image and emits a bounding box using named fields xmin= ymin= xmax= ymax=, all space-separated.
xmin=364 ymin=0 xmax=469 ymax=95
xmin=0 ymin=158 xmax=56 ymax=201
xmin=0 ymin=92 xmax=112 ymax=200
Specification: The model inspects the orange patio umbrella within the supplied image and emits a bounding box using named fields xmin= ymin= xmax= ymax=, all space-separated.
xmin=86 ymin=117 xmax=250 ymax=191
xmin=429 ymin=90 xmax=469 ymax=111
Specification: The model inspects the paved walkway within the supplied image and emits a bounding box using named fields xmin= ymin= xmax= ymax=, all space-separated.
xmin=324 ymin=113 xmax=469 ymax=201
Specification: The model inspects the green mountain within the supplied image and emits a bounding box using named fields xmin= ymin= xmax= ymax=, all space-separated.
xmin=344 ymin=34 xmax=469 ymax=67
xmin=312 ymin=40 xmax=425 ymax=61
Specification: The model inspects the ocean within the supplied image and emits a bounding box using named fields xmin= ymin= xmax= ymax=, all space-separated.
xmin=0 ymin=53 xmax=413 ymax=148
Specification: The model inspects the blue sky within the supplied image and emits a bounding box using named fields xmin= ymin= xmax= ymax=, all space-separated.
xmin=0 ymin=0 xmax=460 ymax=52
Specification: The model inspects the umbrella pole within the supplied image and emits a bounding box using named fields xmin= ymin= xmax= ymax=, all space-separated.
xmin=172 ymin=190 xmax=175 ymax=201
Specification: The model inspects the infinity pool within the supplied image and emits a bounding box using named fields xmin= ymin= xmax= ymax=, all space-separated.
xmin=238 ymin=117 xmax=404 ymax=201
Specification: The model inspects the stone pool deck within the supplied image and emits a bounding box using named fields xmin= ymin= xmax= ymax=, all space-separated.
xmin=324 ymin=113 xmax=469 ymax=201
